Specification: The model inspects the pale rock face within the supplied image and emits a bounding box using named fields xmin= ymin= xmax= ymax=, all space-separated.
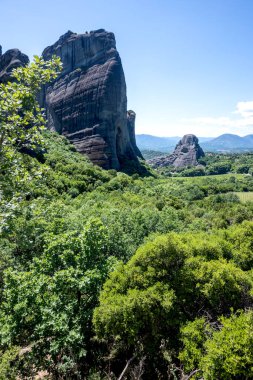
xmin=148 ymin=134 xmax=205 ymax=168
xmin=171 ymin=134 xmax=205 ymax=167
xmin=41 ymin=29 xmax=142 ymax=169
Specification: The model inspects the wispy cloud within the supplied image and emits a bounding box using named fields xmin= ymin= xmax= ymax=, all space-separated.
xmin=137 ymin=101 xmax=253 ymax=137
xmin=181 ymin=100 xmax=253 ymax=136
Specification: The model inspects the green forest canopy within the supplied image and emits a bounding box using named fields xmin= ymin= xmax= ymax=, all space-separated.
xmin=0 ymin=58 xmax=253 ymax=379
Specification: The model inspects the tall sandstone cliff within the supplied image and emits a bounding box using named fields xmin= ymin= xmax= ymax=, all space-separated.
xmin=40 ymin=29 xmax=142 ymax=169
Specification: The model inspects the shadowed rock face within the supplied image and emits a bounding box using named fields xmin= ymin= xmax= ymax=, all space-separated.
xmin=127 ymin=110 xmax=143 ymax=159
xmin=0 ymin=47 xmax=29 ymax=83
xmin=41 ymin=29 xmax=142 ymax=169
xmin=149 ymin=134 xmax=205 ymax=168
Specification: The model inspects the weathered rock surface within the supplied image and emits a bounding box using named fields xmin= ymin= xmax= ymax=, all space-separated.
xmin=0 ymin=46 xmax=29 ymax=83
xmin=40 ymin=29 xmax=142 ymax=169
xmin=149 ymin=134 xmax=205 ymax=168
xmin=127 ymin=110 xmax=143 ymax=158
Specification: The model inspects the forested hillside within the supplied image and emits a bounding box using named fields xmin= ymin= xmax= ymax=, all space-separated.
xmin=0 ymin=58 xmax=253 ymax=380
xmin=156 ymin=152 xmax=253 ymax=177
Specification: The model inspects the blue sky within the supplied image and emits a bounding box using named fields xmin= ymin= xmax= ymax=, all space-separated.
xmin=1 ymin=0 xmax=253 ymax=137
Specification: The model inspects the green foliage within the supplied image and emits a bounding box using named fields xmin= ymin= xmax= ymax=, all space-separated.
xmin=94 ymin=227 xmax=253 ymax=377
xmin=201 ymin=311 xmax=253 ymax=379
xmin=157 ymin=152 xmax=253 ymax=178
xmin=141 ymin=149 xmax=167 ymax=160
xmin=181 ymin=311 xmax=253 ymax=379
xmin=94 ymin=234 xmax=186 ymax=345
xmin=180 ymin=166 xmax=205 ymax=177
xmin=0 ymin=218 xmax=117 ymax=377
xmin=0 ymin=56 xmax=62 ymax=198
xmin=206 ymin=162 xmax=231 ymax=175
xmin=0 ymin=346 xmax=20 ymax=380
xmin=179 ymin=318 xmax=210 ymax=374
xmin=224 ymin=221 xmax=253 ymax=270
xmin=183 ymin=257 xmax=252 ymax=314
xmin=0 ymin=55 xmax=61 ymax=152
xmin=1 ymin=70 xmax=253 ymax=378
xmin=236 ymin=164 xmax=250 ymax=173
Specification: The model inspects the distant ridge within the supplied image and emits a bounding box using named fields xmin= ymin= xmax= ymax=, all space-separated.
xmin=201 ymin=134 xmax=253 ymax=152
xmin=136 ymin=133 xmax=253 ymax=153
xmin=136 ymin=135 xmax=180 ymax=152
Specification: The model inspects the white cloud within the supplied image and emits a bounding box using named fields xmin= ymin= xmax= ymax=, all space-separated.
xmin=136 ymin=100 xmax=253 ymax=137
xmin=181 ymin=100 xmax=253 ymax=136
xmin=235 ymin=101 xmax=253 ymax=118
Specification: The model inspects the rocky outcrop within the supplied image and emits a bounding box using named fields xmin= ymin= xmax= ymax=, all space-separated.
xmin=149 ymin=134 xmax=205 ymax=168
xmin=40 ymin=29 xmax=142 ymax=169
xmin=127 ymin=110 xmax=143 ymax=158
xmin=0 ymin=47 xmax=29 ymax=83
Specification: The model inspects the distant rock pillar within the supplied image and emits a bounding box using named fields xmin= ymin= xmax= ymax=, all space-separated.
xmin=127 ymin=110 xmax=143 ymax=159
xmin=0 ymin=48 xmax=29 ymax=83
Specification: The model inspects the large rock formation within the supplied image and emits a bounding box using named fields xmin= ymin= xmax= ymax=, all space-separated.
xmin=149 ymin=134 xmax=205 ymax=168
xmin=127 ymin=110 xmax=143 ymax=158
xmin=40 ymin=29 xmax=142 ymax=169
xmin=0 ymin=46 xmax=29 ymax=83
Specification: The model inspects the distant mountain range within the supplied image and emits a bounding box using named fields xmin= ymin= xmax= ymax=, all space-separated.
xmin=136 ymin=135 xmax=180 ymax=152
xmin=201 ymin=134 xmax=253 ymax=152
xmin=136 ymin=134 xmax=253 ymax=153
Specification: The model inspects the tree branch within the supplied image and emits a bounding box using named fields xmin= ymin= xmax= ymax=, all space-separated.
xmin=118 ymin=355 xmax=136 ymax=380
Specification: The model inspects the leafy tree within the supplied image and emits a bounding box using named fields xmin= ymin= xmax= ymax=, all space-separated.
xmin=180 ymin=311 xmax=253 ymax=379
xmin=206 ymin=162 xmax=231 ymax=175
xmin=236 ymin=164 xmax=250 ymax=174
xmin=0 ymin=55 xmax=61 ymax=154
xmin=0 ymin=346 xmax=20 ymax=380
xmin=179 ymin=317 xmax=210 ymax=375
xmin=0 ymin=218 xmax=117 ymax=377
xmin=0 ymin=55 xmax=61 ymax=196
xmin=201 ymin=311 xmax=253 ymax=380
xmin=180 ymin=166 xmax=205 ymax=177
xmin=224 ymin=221 xmax=253 ymax=270
xmin=93 ymin=228 xmax=253 ymax=378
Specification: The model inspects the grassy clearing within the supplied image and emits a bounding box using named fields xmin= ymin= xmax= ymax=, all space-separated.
xmin=167 ymin=174 xmax=247 ymax=182
xmin=235 ymin=192 xmax=253 ymax=202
